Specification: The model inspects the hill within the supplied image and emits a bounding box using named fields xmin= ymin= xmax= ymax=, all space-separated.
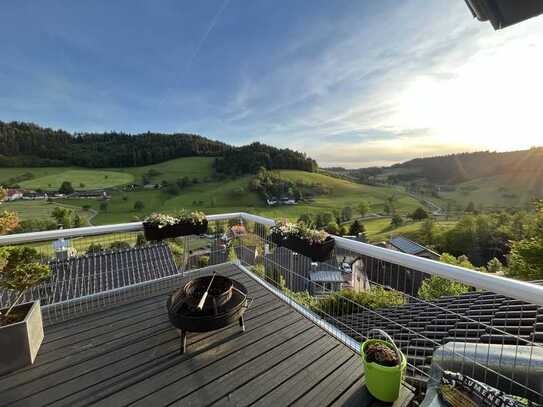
xmin=397 ymin=147 xmax=543 ymax=185
xmin=0 ymin=121 xmax=316 ymax=173
xmin=0 ymin=157 xmax=216 ymax=191
xmin=20 ymin=168 xmax=420 ymax=225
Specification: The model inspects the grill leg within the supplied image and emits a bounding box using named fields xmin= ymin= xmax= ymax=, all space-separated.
xmin=179 ymin=329 xmax=187 ymax=354
xmin=239 ymin=315 xmax=245 ymax=332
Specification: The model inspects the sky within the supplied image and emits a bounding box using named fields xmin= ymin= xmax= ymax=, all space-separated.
xmin=1 ymin=1 xmax=543 ymax=168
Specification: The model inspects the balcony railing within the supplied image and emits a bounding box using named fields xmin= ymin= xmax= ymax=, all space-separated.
xmin=1 ymin=212 xmax=543 ymax=403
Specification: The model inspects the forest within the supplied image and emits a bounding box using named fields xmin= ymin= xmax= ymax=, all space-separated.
xmin=0 ymin=121 xmax=316 ymax=173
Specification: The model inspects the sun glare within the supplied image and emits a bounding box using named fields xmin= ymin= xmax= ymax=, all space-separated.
xmin=393 ymin=35 xmax=543 ymax=152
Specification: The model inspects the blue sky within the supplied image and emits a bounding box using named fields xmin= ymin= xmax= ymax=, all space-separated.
xmin=1 ymin=1 xmax=542 ymax=167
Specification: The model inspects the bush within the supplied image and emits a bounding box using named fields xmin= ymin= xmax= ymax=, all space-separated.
xmin=59 ymin=181 xmax=74 ymax=194
xmin=198 ymin=256 xmax=210 ymax=268
xmin=417 ymin=253 xmax=473 ymax=300
xmin=0 ymin=246 xmax=51 ymax=321
xmin=110 ymin=241 xmax=131 ymax=250
xmin=86 ymin=243 xmax=104 ymax=254
xmin=411 ymin=207 xmax=429 ymax=220
xmin=134 ymin=201 xmax=145 ymax=211
xmin=316 ymin=287 xmax=405 ymax=316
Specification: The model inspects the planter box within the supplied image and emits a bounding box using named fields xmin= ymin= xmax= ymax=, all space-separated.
xmin=0 ymin=301 xmax=44 ymax=375
xmin=143 ymin=219 xmax=208 ymax=241
xmin=271 ymin=235 xmax=335 ymax=262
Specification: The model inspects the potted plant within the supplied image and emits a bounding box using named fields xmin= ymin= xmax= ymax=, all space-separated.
xmin=269 ymin=221 xmax=335 ymax=262
xmin=0 ymin=246 xmax=51 ymax=375
xmin=361 ymin=329 xmax=407 ymax=402
xmin=143 ymin=211 xmax=208 ymax=241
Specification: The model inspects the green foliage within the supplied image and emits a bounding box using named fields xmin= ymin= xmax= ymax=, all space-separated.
xmin=390 ymin=214 xmax=403 ymax=228
xmin=198 ymin=255 xmax=210 ymax=268
xmin=51 ymin=206 xmax=75 ymax=228
xmin=507 ymin=237 xmax=543 ymax=280
xmin=349 ymin=220 xmax=365 ymax=236
xmin=340 ymin=206 xmax=353 ymax=221
xmin=0 ymin=120 xmax=228 ymax=168
xmin=326 ymin=222 xmax=340 ymax=235
xmin=316 ymin=287 xmax=406 ymax=315
xmin=59 ymin=181 xmax=74 ymax=194
xmin=227 ymin=244 xmax=238 ymax=262
xmin=0 ymin=246 xmax=51 ymax=316
xmin=134 ymin=200 xmax=144 ymax=211
xmin=411 ymin=207 xmax=428 ymax=220
xmin=417 ymin=253 xmax=473 ymax=300
xmin=215 ymin=142 xmax=317 ymax=175
xmin=358 ymin=201 xmax=369 ymax=217
xmin=99 ymin=201 xmax=108 ymax=211
xmin=109 ymin=241 xmax=131 ymax=250
xmin=486 ymin=257 xmax=503 ymax=273
xmin=135 ymin=233 xmax=146 ymax=246
xmin=86 ymin=243 xmax=104 ymax=254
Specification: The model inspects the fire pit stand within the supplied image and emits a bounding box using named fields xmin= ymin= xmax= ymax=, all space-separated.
xmin=167 ymin=275 xmax=252 ymax=354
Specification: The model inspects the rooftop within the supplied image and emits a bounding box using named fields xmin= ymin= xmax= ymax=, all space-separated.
xmin=0 ymin=264 xmax=414 ymax=406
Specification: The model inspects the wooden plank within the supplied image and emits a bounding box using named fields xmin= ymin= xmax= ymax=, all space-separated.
xmin=65 ymin=314 xmax=311 ymax=407
xmin=251 ymin=345 xmax=355 ymax=406
xmin=180 ymin=330 xmax=331 ymax=406
xmin=5 ymin=306 xmax=301 ymax=406
xmin=292 ymin=352 xmax=364 ymax=407
xmin=211 ymin=336 xmax=340 ymax=406
xmin=0 ymin=284 xmax=279 ymax=392
xmin=130 ymin=323 xmax=325 ymax=407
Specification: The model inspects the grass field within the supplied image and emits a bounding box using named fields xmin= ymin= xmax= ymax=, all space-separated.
xmin=361 ymin=217 xmax=457 ymax=242
xmin=2 ymin=200 xmax=93 ymax=222
xmin=440 ymin=172 xmax=543 ymax=209
xmin=20 ymin=170 xmax=134 ymax=190
xmin=3 ymin=162 xmax=425 ymax=226
xmin=0 ymin=157 xmax=215 ymax=191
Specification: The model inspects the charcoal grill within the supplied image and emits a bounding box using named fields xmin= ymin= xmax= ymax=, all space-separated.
xmin=167 ymin=275 xmax=251 ymax=354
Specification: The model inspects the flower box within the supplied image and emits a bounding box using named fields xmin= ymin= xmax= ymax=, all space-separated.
xmin=271 ymin=235 xmax=335 ymax=262
xmin=143 ymin=219 xmax=208 ymax=241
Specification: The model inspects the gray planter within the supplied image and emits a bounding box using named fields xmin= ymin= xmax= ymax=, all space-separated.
xmin=0 ymin=301 xmax=44 ymax=375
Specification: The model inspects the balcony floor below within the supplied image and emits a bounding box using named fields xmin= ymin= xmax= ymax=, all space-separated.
xmin=0 ymin=265 xmax=413 ymax=407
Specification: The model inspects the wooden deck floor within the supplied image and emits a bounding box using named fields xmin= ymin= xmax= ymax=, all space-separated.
xmin=0 ymin=265 xmax=413 ymax=407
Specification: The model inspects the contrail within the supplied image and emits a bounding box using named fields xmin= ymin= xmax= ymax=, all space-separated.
xmin=186 ymin=0 xmax=231 ymax=71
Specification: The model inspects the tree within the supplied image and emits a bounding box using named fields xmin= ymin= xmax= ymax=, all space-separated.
xmin=507 ymin=237 xmax=543 ymax=280
xmin=411 ymin=207 xmax=429 ymax=220
xmin=349 ymin=220 xmax=364 ymax=236
xmin=79 ymin=183 xmax=85 ymax=188
xmin=59 ymin=181 xmax=74 ymax=195
xmin=134 ymin=200 xmax=145 ymax=211
xmin=0 ymin=246 xmax=51 ymax=319
xmin=99 ymin=202 xmax=108 ymax=212
xmin=417 ymin=253 xmax=473 ymax=300
xmin=326 ymin=222 xmax=340 ymax=235
xmin=73 ymin=213 xmax=84 ymax=228
xmin=358 ymin=201 xmax=369 ymax=217
xmin=166 ymin=183 xmax=180 ymax=195
xmin=341 ymin=206 xmax=353 ymax=222
xmin=390 ymin=214 xmax=403 ymax=228
xmin=51 ymin=207 xmax=73 ymax=228
xmin=82 ymin=204 xmax=91 ymax=211
xmin=339 ymin=225 xmax=349 ymax=236
xmin=419 ymin=218 xmax=436 ymax=245
xmin=486 ymin=257 xmax=503 ymax=274
xmin=0 ymin=188 xmax=19 ymax=235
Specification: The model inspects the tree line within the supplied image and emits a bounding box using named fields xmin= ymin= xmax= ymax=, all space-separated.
xmin=214 ymin=143 xmax=317 ymax=175
xmin=0 ymin=121 xmax=317 ymax=173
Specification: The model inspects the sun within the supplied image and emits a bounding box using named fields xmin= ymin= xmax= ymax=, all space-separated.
xmin=392 ymin=35 xmax=543 ymax=152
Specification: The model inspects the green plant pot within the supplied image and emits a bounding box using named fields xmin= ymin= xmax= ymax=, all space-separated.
xmin=361 ymin=339 xmax=407 ymax=402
